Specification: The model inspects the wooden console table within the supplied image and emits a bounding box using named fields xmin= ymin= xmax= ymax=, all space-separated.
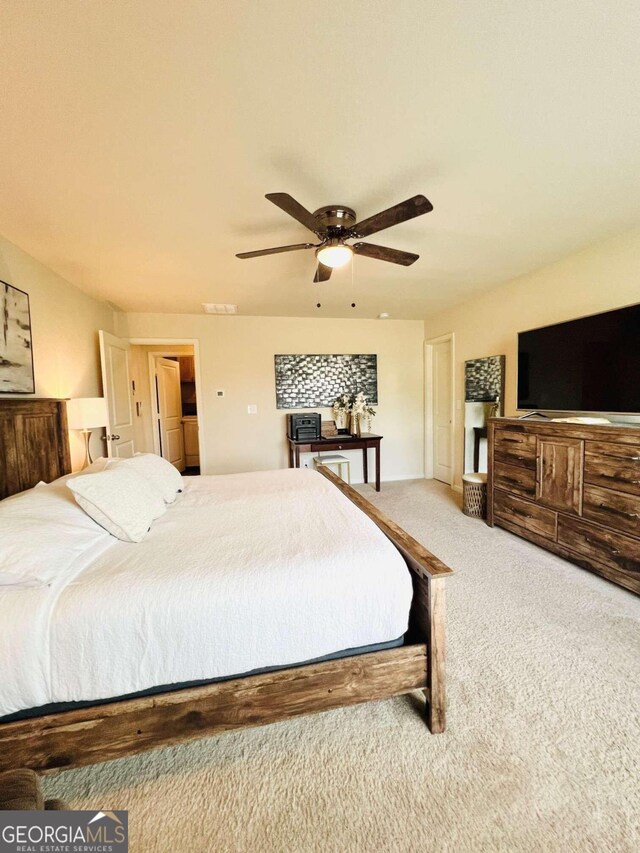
xmin=287 ymin=433 xmax=383 ymax=491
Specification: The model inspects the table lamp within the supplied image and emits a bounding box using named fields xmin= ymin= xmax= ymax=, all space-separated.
xmin=67 ymin=397 xmax=108 ymax=469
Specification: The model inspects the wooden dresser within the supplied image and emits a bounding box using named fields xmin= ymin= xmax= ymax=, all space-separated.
xmin=487 ymin=418 xmax=640 ymax=594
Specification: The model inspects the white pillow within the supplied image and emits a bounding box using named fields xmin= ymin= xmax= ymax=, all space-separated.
xmin=0 ymin=477 xmax=99 ymax=532
xmin=0 ymin=458 xmax=110 ymax=512
xmin=0 ymin=464 xmax=120 ymax=587
xmin=107 ymin=453 xmax=184 ymax=504
xmin=77 ymin=457 xmax=110 ymax=474
xmin=67 ymin=467 xmax=167 ymax=543
xmin=0 ymin=517 xmax=109 ymax=588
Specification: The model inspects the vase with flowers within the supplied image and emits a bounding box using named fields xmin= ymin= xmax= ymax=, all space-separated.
xmin=331 ymin=394 xmax=351 ymax=433
xmin=333 ymin=392 xmax=376 ymax=437
xmin=350 ymin=391 xmax=376 ymax=436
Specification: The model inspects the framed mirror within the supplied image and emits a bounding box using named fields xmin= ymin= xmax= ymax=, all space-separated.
xmin=464 ymin=355 xmax=505 ymax=474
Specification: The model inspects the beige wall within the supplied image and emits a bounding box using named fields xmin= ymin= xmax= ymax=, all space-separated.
xmin=424 ymin=226 xmax=640 ymax=488
xmin=0 ymin=233 xmax=116 ymax=468
xmin=120 ymin=314 xmax=425 ymax=482
xmin=6 ymin=222 xmax=639 ymax=486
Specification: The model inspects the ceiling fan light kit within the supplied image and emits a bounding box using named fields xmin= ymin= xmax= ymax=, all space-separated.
xmin=316 ymin=240 xmax=353 ymax=269
xmin=236 ymin=192 xmax=433 ymax=282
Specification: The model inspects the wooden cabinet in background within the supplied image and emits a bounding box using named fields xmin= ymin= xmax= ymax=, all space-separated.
xmin=181 ymin=417 xmax=200 ymax=467
xmin=488 ymin=418 xmax=640 ymax=595
xmin=177 ymin=356 xmax=195 ymax=383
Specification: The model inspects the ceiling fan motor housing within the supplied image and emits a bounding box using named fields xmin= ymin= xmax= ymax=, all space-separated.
xmin=313 ymin=206 xmax=357 ymax=233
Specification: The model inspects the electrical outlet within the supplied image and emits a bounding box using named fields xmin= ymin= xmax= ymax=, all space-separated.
xmin=247 ymin=404 xmax=257 ymax=414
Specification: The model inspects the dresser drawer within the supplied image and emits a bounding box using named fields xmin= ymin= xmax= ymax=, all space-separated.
xmin=558 ymin=516 xmax=640 ymax=577
xmin=494 ymin=430 xmax=536 ymax=469
xmin=583 ymin=484 xmax=640 ymax=538
xmin=584 ymin=441 xmax=640 ymax=496
xmin=494 ymin=490 xmax=557 ymax=540
xmin=493 ymin=461 xmax=536 ymax=498
xmin=585 ymin=440 xmax=640 ymax=460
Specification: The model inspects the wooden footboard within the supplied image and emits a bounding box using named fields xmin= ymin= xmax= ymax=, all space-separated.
xmin=0 ymin=646 xmax=428 ymax=774
xmin=316 ymin=466 xmax=452 ymax=733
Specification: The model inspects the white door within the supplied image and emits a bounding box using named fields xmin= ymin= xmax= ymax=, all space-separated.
xmin=99 ymin=330 xmax=135 ymax=458
xmin=154 ymin=357 xmax=186 ymax=472
xmin=432 ymin=340 xmax=453 ymax=484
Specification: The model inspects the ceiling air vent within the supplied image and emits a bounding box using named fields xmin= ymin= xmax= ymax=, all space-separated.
xmin=202 ymin=303 xmax=238 ymax=315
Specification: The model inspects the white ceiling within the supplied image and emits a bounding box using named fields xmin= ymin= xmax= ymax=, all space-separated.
xmin=1 ymin=1 xmax=639 ymax=319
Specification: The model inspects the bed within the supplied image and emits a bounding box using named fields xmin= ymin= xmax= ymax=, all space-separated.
xmin=0 ymin=399 xmax=453 ymax=775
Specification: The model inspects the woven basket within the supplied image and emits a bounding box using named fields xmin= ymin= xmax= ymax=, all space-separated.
xmin=462 ymin=475 xmax=487 ymax=519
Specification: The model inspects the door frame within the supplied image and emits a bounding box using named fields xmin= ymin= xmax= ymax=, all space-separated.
xmin=424 ymin=332 xmax=456 ymax=484
xmin=128 ymin=338 xmax=206 ymax=472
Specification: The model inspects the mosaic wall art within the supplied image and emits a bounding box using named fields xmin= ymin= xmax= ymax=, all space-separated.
xmin=465 ymin=354 xmax=505 ymax=403
xmin=274 ymin=354 xmax=378 ymax=409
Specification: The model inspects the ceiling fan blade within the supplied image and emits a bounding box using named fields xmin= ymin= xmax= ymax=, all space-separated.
xmin=353 ymin=242 xmax=419 ymax=266
xmin=313 ymin=262 xmax=332 ymax=283
xmin=265 ymin=193 xmax=323 ymax=234
xmin=352 ymin=195 xmax=433 ymax=238
xmin=236 ymin=242 xmax=314 ymax=259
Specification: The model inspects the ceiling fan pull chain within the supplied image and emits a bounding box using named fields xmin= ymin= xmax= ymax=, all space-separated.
xmin=350 ymin=252 xmax=356 ymax=310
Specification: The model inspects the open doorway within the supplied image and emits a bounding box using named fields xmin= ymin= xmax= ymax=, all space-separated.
xmin=129 ymin=343 xmax=201 ymax=475
xmin=424 ymin=333 xmax=455 ymax=486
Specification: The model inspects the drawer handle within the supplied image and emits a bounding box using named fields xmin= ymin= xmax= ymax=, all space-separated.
xmin=584 ymin=536 xmax=620 ymax=556
xmin=601 ymin=473 xmax=640 ymax=484
xmin=513 ymin=509 xmax=533 ymax=519
xmin=598 ymin=502 xmax=639 ymax=519
xmin=502 ymin=437 xmax=522 ymax=443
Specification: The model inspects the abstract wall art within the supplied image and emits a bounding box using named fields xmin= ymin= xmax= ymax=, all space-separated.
xmin=274 ymin=353 xmax=378 ymax=409
xmin=0 ymin=281 xmax=35 ymax=394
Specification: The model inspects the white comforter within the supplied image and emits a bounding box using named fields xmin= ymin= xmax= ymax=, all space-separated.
xmin=0 ymin=468 xmax=412 ymax=717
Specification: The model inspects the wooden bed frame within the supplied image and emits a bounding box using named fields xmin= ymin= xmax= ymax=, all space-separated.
xmin=0 ymin=399 xmax=453 ymax=775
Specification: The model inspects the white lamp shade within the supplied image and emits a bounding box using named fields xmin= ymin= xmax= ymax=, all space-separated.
xmin=67 ymin=397 xmax=108 ymax=430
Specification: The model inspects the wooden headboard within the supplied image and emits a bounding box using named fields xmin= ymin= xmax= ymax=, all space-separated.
xmin=0 ymin=399 xmax=72 ymax=500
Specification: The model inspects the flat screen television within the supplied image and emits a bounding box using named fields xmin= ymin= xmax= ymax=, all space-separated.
xmin=517 ymin=304 xmax=640 ymax=414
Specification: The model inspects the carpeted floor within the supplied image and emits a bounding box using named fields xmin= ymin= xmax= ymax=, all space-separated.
xmin=45 ymin=480 xmax=640 ymax=852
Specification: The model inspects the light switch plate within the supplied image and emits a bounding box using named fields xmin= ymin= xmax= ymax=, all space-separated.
xmin=247 ymin=404 xmax=257 ymax=414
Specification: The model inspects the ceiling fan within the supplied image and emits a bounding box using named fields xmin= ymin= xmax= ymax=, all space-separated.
xmin=236 ymin=193 xmax=433 ymax=282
